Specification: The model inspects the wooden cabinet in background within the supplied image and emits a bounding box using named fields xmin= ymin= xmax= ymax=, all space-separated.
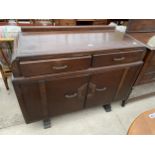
xmin=127 ymin=19 xmax=155 ymax=85
xmin=76 ymin=19 xmax=108 ymax=25
xmin=54 ymin=19 xmax=108 ymax=26
xmin=93 ymin=20 xmax=108 ymax=25
xmin=126 ymin=20 xmax=155 ymax=104
xmin=54 ymin=19 xmax=76 ymax=26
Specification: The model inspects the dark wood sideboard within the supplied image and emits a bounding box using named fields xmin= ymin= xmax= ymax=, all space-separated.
xmin=126 ymin=20 xmax=155 ymax=103
xmin=11 ymin=26 xmax=146 ymax=128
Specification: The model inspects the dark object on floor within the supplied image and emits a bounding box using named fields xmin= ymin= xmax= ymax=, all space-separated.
xmin=103 ymin=104 xmax=112 ymax=112
xmin=43 ymin=119 xmax=51 ymax=129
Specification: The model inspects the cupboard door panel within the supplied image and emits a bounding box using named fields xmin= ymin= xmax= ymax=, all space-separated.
xmin=85 ymin=69 xmax=124 ymax=107
xmin=46 ymin=76 xmax=89 ymax=116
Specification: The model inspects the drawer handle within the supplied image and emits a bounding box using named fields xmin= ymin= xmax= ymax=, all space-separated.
xmin=53 ymin=65 xmax=68 ymax=70
xmin=113 ymin=57 xmax=125 ymax=61
xmin=96 ymin=87 xmax=107 ymax=92
xmin=65 ymin=93 xmax=77 ymax=99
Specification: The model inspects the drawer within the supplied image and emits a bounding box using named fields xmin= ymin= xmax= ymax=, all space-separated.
xmin=20 ymin=56 xmax=91 ymax=76
xmin=92 ymin=50 xmax=145 ymax=67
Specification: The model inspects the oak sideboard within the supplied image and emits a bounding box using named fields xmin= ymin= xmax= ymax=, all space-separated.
xmin=11 ymin=26 xmax=146 ymax=128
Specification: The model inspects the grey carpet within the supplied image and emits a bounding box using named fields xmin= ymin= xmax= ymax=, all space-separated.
xmin=0 ymin=76 xmax=24 ymax=129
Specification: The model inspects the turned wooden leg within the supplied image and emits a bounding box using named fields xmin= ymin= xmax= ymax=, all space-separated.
xmin=103 ymin=104 xmax=112 ymax=112
xmin=0 ymin=66 xmax=9 ymax=90
xmin=43 ymin=118 xmax=51 ymax=129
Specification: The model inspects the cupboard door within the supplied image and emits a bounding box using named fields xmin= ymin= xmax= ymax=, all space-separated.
xmin=13 ymin=82 xmax=46 ymax=123
xmin=85 ymin=65 xmax=141 ymax=107
xmin=46 ymin=76 xmax=89 ymax=116
xmin=85 ymin=69 xmax=124 ymax=107
xmin=13 ymin=75 xmax=89 ymax=123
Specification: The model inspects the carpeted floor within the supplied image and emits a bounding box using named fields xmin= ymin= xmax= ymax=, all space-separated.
xmin=0 ymin=75 xmax=155 ymax=134
xmin=0 ymin=76 xmax=24 ymax=129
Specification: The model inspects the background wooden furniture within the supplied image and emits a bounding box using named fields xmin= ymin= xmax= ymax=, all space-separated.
xmin=76 ymin=19 xmax=108 ymax=25
xmin=127 ymin=19 xmax=155 ymax=33
xmin=0 ymin=39 xmax=14 ymax=90
xmin=0 ymin=63 xmax=11 ymax=90
xmin=128 ymin=109 xmax=155 ymax=135
xmin=21 ymin=25 xmax=115 ymax=32
xmin=0 ymin=19 xmax=128 ymax=26
xmin=126 ymin=20 xmax=155 ymax=104
xmin=0 ymin=19 xmax=54 ymax=26
xmin=54 ymin=19 xmax=76 ymax=26
xmin=108 ymin=19 xmax=129 ymax=25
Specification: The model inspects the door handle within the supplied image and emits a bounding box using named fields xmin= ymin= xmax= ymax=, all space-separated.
xmin=87 ymin=83 xmax=107 ymax=98
xmin=113 ymin=57 xmax=125 ymax=61
xmin=53 ymin=65 xmax=68 ymax=70
xmin=65 ymin=93 xmax=77 ymax=99
xmin=96 ymin=87 xmax=107 ymax=92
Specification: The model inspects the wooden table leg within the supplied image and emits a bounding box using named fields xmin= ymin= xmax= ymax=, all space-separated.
xmin=0 ymin=65 xmax=9 ymax=90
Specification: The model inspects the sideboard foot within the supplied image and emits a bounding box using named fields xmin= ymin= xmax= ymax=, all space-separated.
xmin=103 ymin=104 xmax=112 ymax=112
xmin=121 ymin=100 xmax=127 ymax=107
xmin=43 ymin=118 xmax=51 ymax=129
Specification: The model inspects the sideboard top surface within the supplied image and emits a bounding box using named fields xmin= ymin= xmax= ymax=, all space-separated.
xmin=14 ymin=31 xmax=144 ymax=58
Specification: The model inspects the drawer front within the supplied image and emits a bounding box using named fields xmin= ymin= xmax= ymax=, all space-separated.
xmin=92 ymin=50 xmax=145 ymax=67
xmin=20 ymin=56 xmax=91 ymax=76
